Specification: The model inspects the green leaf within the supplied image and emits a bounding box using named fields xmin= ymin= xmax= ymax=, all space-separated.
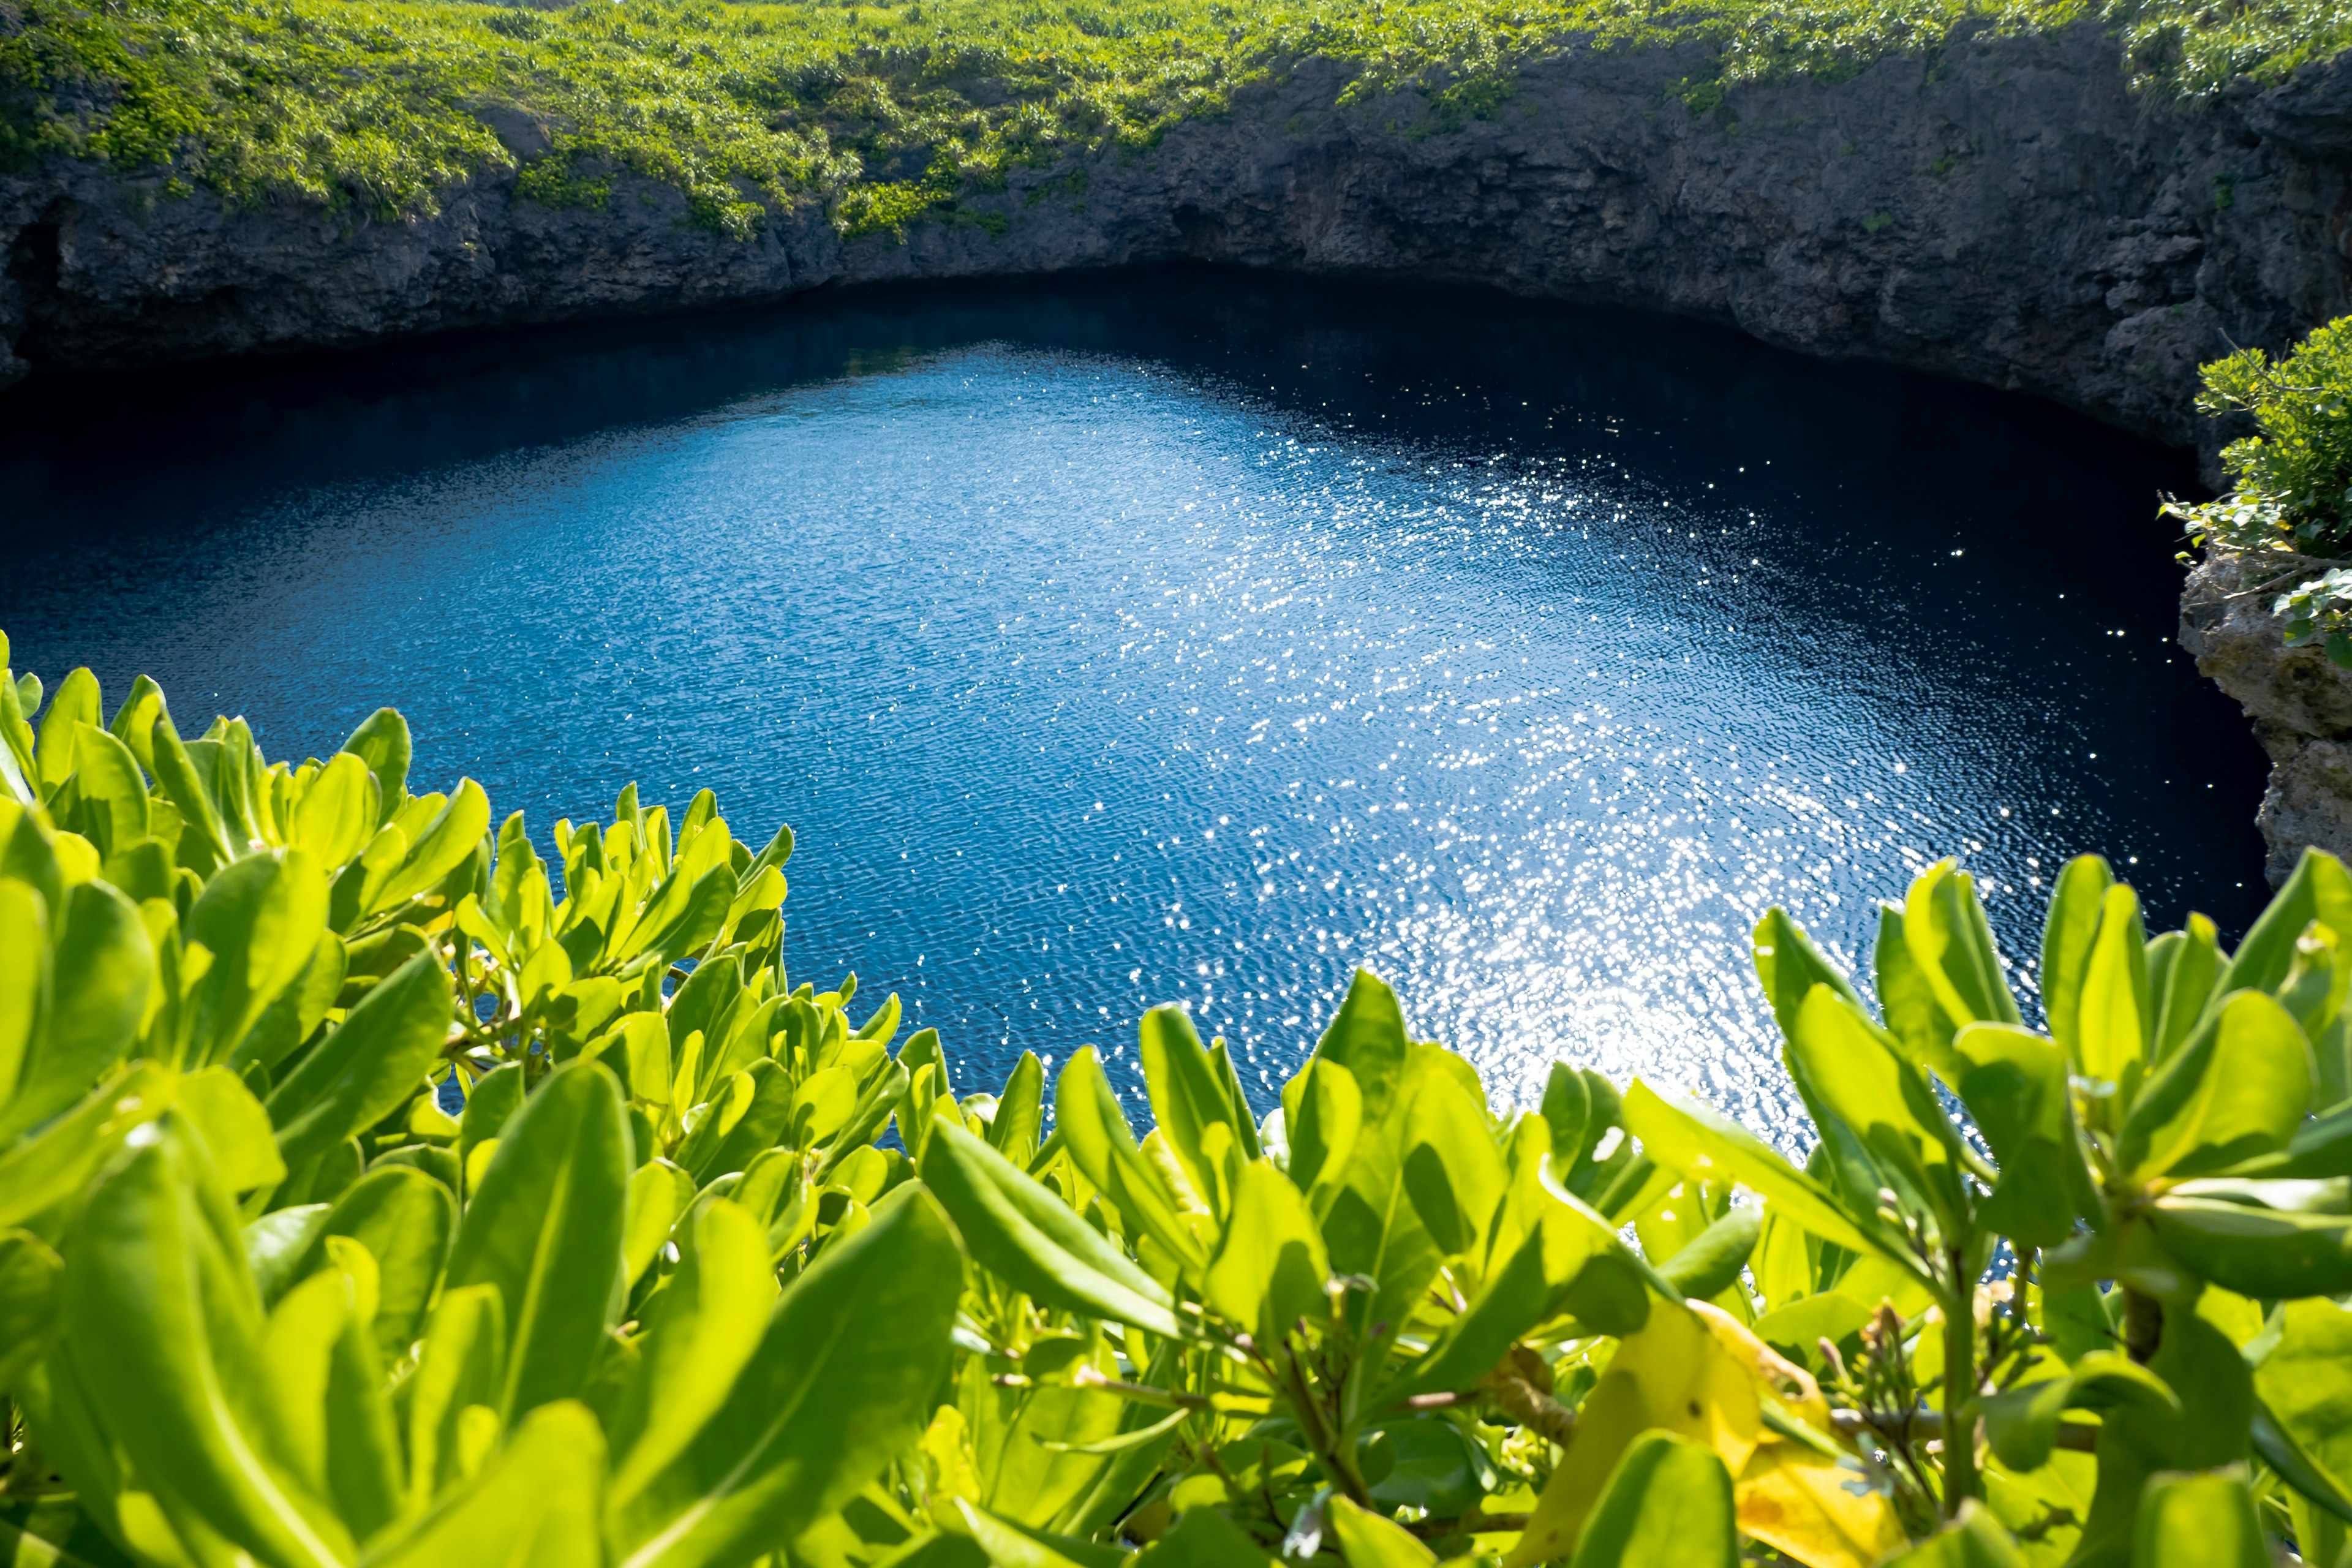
xmin=1203 ymin=1159 xmax=1329 ymax=1344
xmin=1781 ymin=985 xmax=1970 ymax=1234
xmin=339 ymin=709 xmax=412 ymax=831
xmin=370 ymin=780 xmax=489 ymax=913
xmin=2041 ymin=855 xmax=2116 ymax=1064
xmin=61 ymin=1117 xmax=353 ymax=1567
xmin=1875 ymin=903 xmax=1961 ymax=1084
xmin=1980 ymin=1353 xmax=2176 ymax=1470
xmin=295 ymin=755 xmax=382 ymax=877
xmin=444 ymin=1060 xmax=630 ymax=1423
xmin=624 ymin=1158 xmax=696 ymax=1289
xmin=1878 ymin=1503 xmax=2028 ymax=1568
xmin=1313 ymin=969 xmax=1411 ymax=1124
xmin=266 ymin=949 xmax=452 ymax=1170
xmin=1401 ymin=1067 xmax=1505 ymax=1258
xmin=34 ymin=668 xmax=102 ymax=796
xmin=921 ymin=1120 xmax=1188 ymax=1339
xmin=1951 ymin=1024 xmax=2095 ymax=1249
xmin=179 ymin=1066 xmax=288 ymax=1193
xmin=0 ymin=1061 xmax=176 ymax=1231
xmin=1654 ymin=1204 xmax=1760 ymax=1300
xmin=608 ymin=1183 xmax=962 ymax=1568
xmin=1621 ymin=1082 xmax=1917 ymax=1280
xmin=1753 ymin=906 xmax=1866 ymax=1044
xmin=0 ymin=875 xmax=40 ymax=1107
xmin=312 ymin=1166 xmax=457 ymax=1365
xmin=607 ymin=1197 xmax=777 ymax=1509
xmin=1139 ymin=1005 xmax=1240 ymax=1213
xmin=1325 ymin=1494 xmax=1439 ymax=1567
xmin=2128 ymin=1471 xmax=2267 ymax=1568
xmin=2119 ymin=990 xmax=2313 ymax=1180
xmin=1130 ymin=1506 xmax=1279 ymax=1567
xmin=1284 ymin=1056 xmax=1362 ymax=1209
xmin=987 ymin=1050 xmax=1046 ymax=1167
xmin=2252 ymin=1300 xmax=2352 ymax=1516
xmin=1564 ymin=1430 xmax=1738 ymax=1568
xmin=401 ymin=1283 xmax=505 ymax=1510
xmin=182 ymin=850 xmax=331 ymax=1068
xmin=66 ymin=722 xmax=150 ymax=858
xmin=0 ymin=880 xmax=153 ymax=1141
xmin=2227 ymin=851 xmax=2352 ymax=998
xmin=0 ymin=1227 xmax=62 ymax=1393
xmin=1054 ymin=1047 xmax=1208 ymax=1275
xmin=2150 ymin=914 xmax=2225 ymax=1061
xmin=1381 ymin=1196 xmax=1611 ymax=1405
xmin=1903 ymin=860 xmax=2024 ymax=1028
xmin=362 ymin=1400 xmax=605 ymax=1567
xmin=2075 ymin=884 xmax=2152 ymax=1085
xmin=457 ymin=1061 xmax=523 ymax=1170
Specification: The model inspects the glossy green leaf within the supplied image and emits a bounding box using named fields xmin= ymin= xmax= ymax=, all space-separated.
xmin=292 ymin=753 xmax=379 ymax=873
xmin=66 ymin=722 xmax=149 ymax=858
xmin=1321 ymin=1494 xmax=1437 ymax=1567
xmin=0 ymin=879 xmax=153 ymax=1141
xmin=2128 ymin=1471 xmax=2266 ymax=1568
xmin=266 ymin=949 xmax=451 ymax=1170
xmin=922 ymin=1120 xmax=1188 ymax=1338
xmin=32 ymin=667 xmax=100 ymax=796
xmin=1874 ymin=902 xmax=1961 ymax=1083
xmin=363 ymin=1400 xmax=605 ymax=1567
xmin=313 ymin=1166 xmax=456 ymax=1365
xmin=337 ymin=710 xmax=412 ymax=831
xmin=608 ymin=1198 xmax=777 ymax=1508
xmin=1953 ymin=1023 xmax=2095 ymax=1248
xmin=0 ymin=1227 xmax=62 ymax=1393
xmin=2119 ymin=990 xmax=2313 ymax=1180
xmin=402 ymin=1283 xmax=506 ymax=1510
xmin=624 ymin=1158 xmax=696 ymax=1288
xmin=2041 ymin=855 xmax=2116 ymax=1065
xmin=608 ymin=1183 xmax=961 ymax=1568
xmin=1401 ymin=1067 xmax=1505 ymax=1258
xmin=179 ymin=1065 xmax=288 ymax=1192
xmin=1565 ymin=1430 xmax=1738 ymax=1568
xmin=61 ymin=1117 xmax=353 ymax=1568
xmin=1754 ymin=906 xmax=1868 ymax=1044
xmin=1138 ymin=1005 xmax=1237 ymax=1212
xmin=444 ymin=1060 xmax=630 ymax=1423
xmin=2252 ymin=1299 xmax=2352 ymax=1513
xmin=1782 ymin=984 xmax=1970 ymax=1231
xmin=2225 ymin=848 xmax=2352 ymax=998
xmin=1129 ymin=1505 xmax=1280 ymax=1567
xmin=1313 ymin=968 xmax=1411 ymax=1123
xmin=371 ymin=780 xmax=489 ymax=913
xmin=987 ymin=1049 xmax=1045 ymax=1167
xmin=1202 ymin=1159 xmax=1329 ymax=1344
xmin=2150 ymin=913 xmax=2225 ymax=1061
xmin=1879 ymin=1502 xmax=2028 ymax=1568
xmin=1622 ymin=1082 xmax=1913 ymax=1276
xmin=1054 ymin=1046 xmax=1208 ymax=1275
xmin=0 ymin=1060 xmax=176 ymax=1231
xmin=1654 ymin=1203 xmax=1759 ymax=1300
xmin=1903 ymin=860 xmax=2024 ymax=1029
xmin=1283 ymin=1055 xmax=1362 ymax=1208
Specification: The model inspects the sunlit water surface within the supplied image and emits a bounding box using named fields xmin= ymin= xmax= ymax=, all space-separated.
xmin=0 ymin=271 xmax=2270 ymax=1143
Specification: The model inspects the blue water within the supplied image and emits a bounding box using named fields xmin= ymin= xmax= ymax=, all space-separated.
xmin=0 ymin=270 xmax=2269 ymax=1143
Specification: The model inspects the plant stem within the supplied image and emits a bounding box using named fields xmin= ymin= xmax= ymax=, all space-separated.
xmin=2122 ymin=1286 xmax=2163 ymax=1365
xmin=1940 ymin=1255 xmax=1978 ymax=1518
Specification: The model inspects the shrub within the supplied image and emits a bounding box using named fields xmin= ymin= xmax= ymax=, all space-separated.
xmin=2 ymin=627 xmax=2350 ymax=1567
xmin=2169 ymin=314 xmax=2352 ymax=663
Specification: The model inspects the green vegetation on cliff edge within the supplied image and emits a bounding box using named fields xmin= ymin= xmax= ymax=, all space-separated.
xmin=1 ymin=0 xmax=2346 ymax=239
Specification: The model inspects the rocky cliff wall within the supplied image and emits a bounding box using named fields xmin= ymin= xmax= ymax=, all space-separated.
xmin=4 ymin=23 xmax=2351 ymax=453
xmin=2180 ymin=551 xmax=2352 ymax=883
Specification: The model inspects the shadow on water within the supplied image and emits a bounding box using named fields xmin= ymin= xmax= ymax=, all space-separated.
xmin=0 ymin=265 xmax=2271 ymax=1128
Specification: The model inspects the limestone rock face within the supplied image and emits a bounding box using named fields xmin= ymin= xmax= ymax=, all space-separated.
xmin=2 ymin=23 xmax=2350 ymax=451
xmin=2180 ymin=552 xmax=2352 ymax=883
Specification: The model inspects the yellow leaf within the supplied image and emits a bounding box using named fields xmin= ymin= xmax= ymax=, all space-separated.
xmin=1734 ymin=1444 xmax=1905 ymax=1568
xmin=1503 ymin=1301 xmax=1763 ymax=1567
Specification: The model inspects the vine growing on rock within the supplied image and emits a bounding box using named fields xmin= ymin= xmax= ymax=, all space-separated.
xmin=1 ymin=628 xmax=2350 ymax=1566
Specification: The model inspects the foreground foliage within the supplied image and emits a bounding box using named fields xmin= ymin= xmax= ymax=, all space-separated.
xmin=2 ymin=628 xmax=2351 ymax=1567
xmin=2 ymin=0 xmax=2346 ymax=238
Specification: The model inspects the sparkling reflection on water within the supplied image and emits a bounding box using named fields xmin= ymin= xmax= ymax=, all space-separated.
xmin=0 ymin=271 xmax=2270 ymax=1146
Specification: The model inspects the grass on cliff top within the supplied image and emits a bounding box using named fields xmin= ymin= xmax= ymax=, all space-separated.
xmin=1 ymin=0 xmax=2344 ymax=239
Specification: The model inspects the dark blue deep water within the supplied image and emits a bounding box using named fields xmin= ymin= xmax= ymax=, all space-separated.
xmin=0 ymin=270 xmax=2270 ymax=1142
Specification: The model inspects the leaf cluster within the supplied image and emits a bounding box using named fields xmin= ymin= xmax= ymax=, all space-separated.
xmin=2 ymin=630 xmax=2351 ymax=1568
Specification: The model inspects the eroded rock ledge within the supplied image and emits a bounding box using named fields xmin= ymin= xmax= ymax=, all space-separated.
xmin=2 ymin=23 xmax=2350 ymax=453
xmin=2180 ymin=551 xmax=2352 ymax=882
